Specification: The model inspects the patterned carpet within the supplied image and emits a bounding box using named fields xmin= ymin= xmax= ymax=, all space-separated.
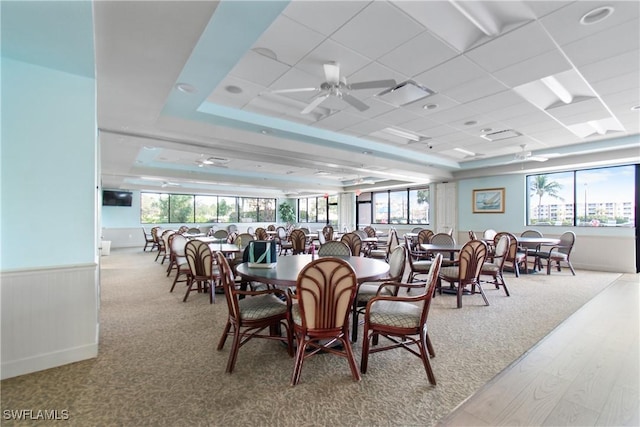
xmin=1 ymin=248 xmax=621 ymax=426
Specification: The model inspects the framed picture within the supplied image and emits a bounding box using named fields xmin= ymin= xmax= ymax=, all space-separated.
xmin=473 ymin=188 xmax=505 ymax=213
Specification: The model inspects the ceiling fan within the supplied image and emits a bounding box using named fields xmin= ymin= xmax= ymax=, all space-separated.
xmin=195 ymin=155 xmax=230 ymax=168
xmin=271 ymin=62 xmax=396 ymax=114
xmin=514 ymin=144 xmax=548 ymax=162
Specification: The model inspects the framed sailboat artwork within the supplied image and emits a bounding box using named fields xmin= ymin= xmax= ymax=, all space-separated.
xmin=473 ymin=188 xmax=505 ymax=213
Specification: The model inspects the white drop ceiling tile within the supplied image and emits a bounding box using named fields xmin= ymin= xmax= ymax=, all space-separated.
xmin=282 ymin=1 xmax=369 ymax=37
xmin=463 ymin=90 xmax=528 ymax=114
xmin=374 ymin=108 xmax=422 ymax=127
xmin=295 ymin=38 xmax=371 ymax=79
xmin=579 ymin=50 xmax=640 ymax=83
xmin=591 ymin=71 xmax=640 ymax=97
xmin=562 ymin=19 xmax=640 ymax=67
xmin=377 ymin=31 xmax=459 ymax=77
xmin=412 ymin=123 xmax=460 ymax=138
xmin=397 ymin=116 xmax=440 ymax=133
xmin=466 ymin=21 xmax=558 ymax=72
xmin=207 ymin=76 xmax=267 ymax=109
xmin=492 ymin=49 xmax=572 ymax=88
xmin=526 ymin=128 xmax=582 ymax=145
xmin=502 ymin=109 xmax=555 ymax=127
xmin=426 ymin=104 xmax=482 ymax=126
xmin=445 ymin=75 xmax=509 ymax=104
xmin=352 ymin=97 xmax=397 ymax=119
xmin=268 ymin=67 xmax=322 ymax=101
xmin=601 ymin=89 xmax=640 ymax=111
xmin=401 ymin=93 xmax=460 ymax=116
xmin=540 ymin=1 xmax=639 ymax=47
xmin=331 ymin=1 xmax=424 ymax=60
xmin=344 ymin=119 xmax=388 ymax=136
xmin=312 ymin=111 xmax=364 ymax=131
xmin=229 ymin=50 xmax=290 ymax=87
xmin=525 ymin=1 xmax=574 ymax=19
xmin=414 ymin=55 xmax=486 ymax=92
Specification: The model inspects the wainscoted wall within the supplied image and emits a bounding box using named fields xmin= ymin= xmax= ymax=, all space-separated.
xmin=1 ymin=264 xmax=99 ymax=380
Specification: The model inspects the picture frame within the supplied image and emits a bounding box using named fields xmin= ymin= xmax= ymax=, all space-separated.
xmin=473 ymin=188 xmax=505 ymax=213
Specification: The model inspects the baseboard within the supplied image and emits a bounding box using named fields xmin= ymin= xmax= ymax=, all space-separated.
xmin=1 ymin=343 xmax=98 ymax=380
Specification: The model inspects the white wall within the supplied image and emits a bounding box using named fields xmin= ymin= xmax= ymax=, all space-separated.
xmin=1 ymin=54 xmax=99 ymax=378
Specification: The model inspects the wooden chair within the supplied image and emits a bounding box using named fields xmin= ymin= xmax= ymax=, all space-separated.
xmin=156 ymin=229 xmax=175 ymax=263
xmin=216 ymin=252 xmax=293 ymax=373
xmin=184 ymin=240 xmax=220 ymax=303
xmin=340 ymin=232 xmax=362 ymax=257
xmin=142 ymin=227 xmax=156 ymax=251
xmin=317 ymin=241 xmax=351 ymax=257
xmin=289 ymin=229 xmax=308 ymax=255
xmin=360 ymin=254 xmax=443 ymax=385
xmin=430 ymin=232 xmax=457 ymax=266
xmin=535 ymin=231 xmax=576 ymax=275
xmin=437 ymin=240 xmax=489 ymax=308
xmin=275 ymin=226 xmax=293 ymax=255
xmin=480 ymin=234 xmax=510 ymax=297
xmin=168 ymin=234 xmax=190 ymax=293
xmin=519 ymin=229 xmax=543 ymax=271
xmin=322 ymin=225 xmax=334 ymax=242
xmin=150 ymin=226 xmax=161 ymax=252
xmin=494 ymin=232 xmax=527 ymax=276
xmin=368 ymin=229 xmax=399 ymax=262
xmin=213 ymin=229 xmax=229 ymax=240
xmin=352 ymin=246 xmax=407 ymax=342
xmin=406 ymin=236 xmax=434 ymax=283
xmin=255 ymin=227 xmax=269 ymax=241
xmin=290 ymin=257 xmax=360 ymax=385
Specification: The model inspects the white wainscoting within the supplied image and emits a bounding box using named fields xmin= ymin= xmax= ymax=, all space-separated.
xmin=1 ymin=264 xmax=99 ymax=380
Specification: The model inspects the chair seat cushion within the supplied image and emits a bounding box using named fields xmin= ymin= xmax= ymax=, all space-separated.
xmin=481 ymin=263 xmax=499 ymax=273
xmin=411 ymin=260 xmax=432 ymax=272
xmin=439 ymin=266 xmax=460 ymax=280
xmin=356 ymin=283 xmax=393 ymax=303
xmin=238 ymin=295 xmax=287 ymax=320
xmin=368 ymin=249 xmax=386 ymax=258
xmin=537 ymin=251 xmax=567 ymax=260
xmin=369 ymin=300 xmax=421 ymax=328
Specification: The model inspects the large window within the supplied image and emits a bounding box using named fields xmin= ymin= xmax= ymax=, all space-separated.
xmin=140 ymin=193 xmax=275 ymax=224
xmin=370 ymin=188 xmax=430 ymax=225
xmin=298 ymin=196 xmax=332 ymax=223
xmin=527 ymin=165 xmax=635 ymax=227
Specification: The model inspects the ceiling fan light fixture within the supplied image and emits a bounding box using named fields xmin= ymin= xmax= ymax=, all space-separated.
xmin=175 ymin=83 xmax=196 ymax=94
xmin=376 ymin=80 xmax=435 ymax=107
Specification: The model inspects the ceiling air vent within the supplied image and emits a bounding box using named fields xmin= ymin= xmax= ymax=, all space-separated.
xmin=376 ymin=80 xmax=435 ymax=107
xmin=481 ymin=129 xmax=522 ymax=142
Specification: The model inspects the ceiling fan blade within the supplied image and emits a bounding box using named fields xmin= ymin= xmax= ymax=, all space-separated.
xmin=530 ymin=156 xmax=548 ymax=162
xmin=348 ymin=79 xmax=396 ymax=90
xmin=271 ymin=87 xmax=319 ymax=94
xmin=324 ymin=62 xmax=340 ymax=85
xmin=341 ymin=93 xmax=369 ymax=112
xmin=301 ymin=94 xmax=330 ymax=114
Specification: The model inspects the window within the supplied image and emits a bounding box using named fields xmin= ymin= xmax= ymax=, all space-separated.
xmin=140 ymin=193 xmax=275 ymax=224
xmin=527 ymin=165 xmax=635 ymax=227
xmin=308 ymin=198 xmax=317 ymax=222
xmin=298 ymin=199 xmax=308 ymax=222
xmin=141 ymin=193 xmax=168 ymax=224
xmin=328 ymin=195 xmax=338 ymax=226
xmin=371 ymin=188 xmax=430 ymax=225
xmin=409 ymin=188 xmax=430 ymax=224
xmin=317 ymin=197 xmax=327 ymax=222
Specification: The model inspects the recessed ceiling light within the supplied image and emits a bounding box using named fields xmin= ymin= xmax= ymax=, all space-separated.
xmin=464 ymin=120 xmax=477 ymax=126
xmin=423 ymin=103 xmax=438 ymax=110
xmin=480 ymin=128 xmax=492 ymax=133
xmin=175 ymin=83 xmax=196 ymax=94
xmin=580 ymin=6 xmax=614 ymax=25
xmin=260 ymin=129 xmax=270 ymax=135
xmin=225 ymin=85 xmax=242 ymax=94
xmin=362 ymin=150 xmax=372 ymax=155
xmin=631 ymin=105 xmax=640 ymax=111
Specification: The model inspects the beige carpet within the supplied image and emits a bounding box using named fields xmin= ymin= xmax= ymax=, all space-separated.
xmin=1 ymin=248 xmax=621 ymax=426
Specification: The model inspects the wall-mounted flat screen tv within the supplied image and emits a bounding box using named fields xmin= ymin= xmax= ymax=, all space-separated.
xmin=103 ymin=190 xmax=133 ymax=207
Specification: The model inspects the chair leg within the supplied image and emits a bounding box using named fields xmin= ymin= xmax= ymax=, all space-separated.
xmin=291 ymin=335 xmax=307 ymax=386
xmin=351 ymin=301 xmax=359 ymax=342
xmin=567 ymin=260 xmax=576 ymax=275
xmin=225 ymin=328 xmax=242 ymax=373
xmin=360 ymin=328 xmax=370 ymax=374
xmin=420 ymin=329 xmax=436 ymax=385
xmin=217 ymin=322 xmax=231 ymax=350
xmin=342 ymin=335 xmax=361 ymax=382
xmin=426 ymin=334 xmax=435 ymax=358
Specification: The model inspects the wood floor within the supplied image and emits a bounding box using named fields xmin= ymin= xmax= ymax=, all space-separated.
xmin=438 ymin=273 xmax=639 ymax=426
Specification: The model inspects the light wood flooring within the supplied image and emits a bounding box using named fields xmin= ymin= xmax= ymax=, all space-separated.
xmin=439 ymin=273 xmax=639 ymax=426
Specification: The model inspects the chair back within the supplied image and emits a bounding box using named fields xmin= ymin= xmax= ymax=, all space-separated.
xmin=468 ymin=230 xmax=478 ymax=240
xmin=387 ymin=229 xmax=400 ymax=254
xmin=255 ymin=227 xmax=268 ymax=240
xmin=411 ymin=227 xmax=424 ymax=233
xmin=354 ymin=230 xmax=368 ymax=241
xmin=289 ymin=229 xmax=307 ymax=255
xmin=494 ymin=231 xmax=518 ymax=262
xmin=417 ymin=229 xmax=434 ymax=244
xmin=318 ymin=241 xmax=351 ymax=257
xmin=418 ymin=253 xmax=443 ymax=316
xmin=318 ymin=231 xmax=326 ymax=245
xmin=431 ymin=232 xmax=455 ymax=246
xmin=267 ymin=224 xmax=276 ymax=231
xmin=213 ymin=229 xmax=229 ymax=239
xmin=492 ymin=234 xmax=510 ymax=269
xmin=187 ymin=227 xmax=201 ymax=234
xmin=178 ymin=225 xmax=189 ymax=234
xmin=276 ymin=226 xmax=288 ymax=241
xmin=227 ymin=224 xmax=238 ymax=234
xmin=300 ymin=227 xmax=310 ymax=235
xmin=457 ymin=240 xmax=488 ymax=285
xmin=170 ymin=233 xmax=188 ymax=257
xmin=520 ymin=229 xmax=543 ymax=250
xmin=482 ymin=229 xmax=497 ymax=240
xmin=340 ymin=232 xmax=362 ymax=256
xmin=216 ymin=252 xmax=241 ymax=320
xmin=151 ymin=226 xmax=161 ymax=242
xmin=185 ymin=240 xmax=214 ymax=278
xmin=322 ymin=225 xmax=334 ymax=242
xmin=295 ymin=258 xmax=357 ymax=330
xmin=363 ymin=226 xmax=376 ymax=238
xmin=161 ymin=229 xmax=175 ymax=250
xmin=246 ymin=226 xmax=255 ymax=236
xmin=558 ymin=231 xmax=576 ymax=255
xmin=387 ymin=245 xmax=407 ymax=282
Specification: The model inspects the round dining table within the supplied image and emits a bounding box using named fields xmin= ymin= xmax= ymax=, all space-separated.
xmin=235 ymin=254 xmax=390 ymax=288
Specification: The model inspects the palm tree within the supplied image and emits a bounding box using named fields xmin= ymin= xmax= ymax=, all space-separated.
xmin=530 ymin=175 xmax=564 ymax=221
